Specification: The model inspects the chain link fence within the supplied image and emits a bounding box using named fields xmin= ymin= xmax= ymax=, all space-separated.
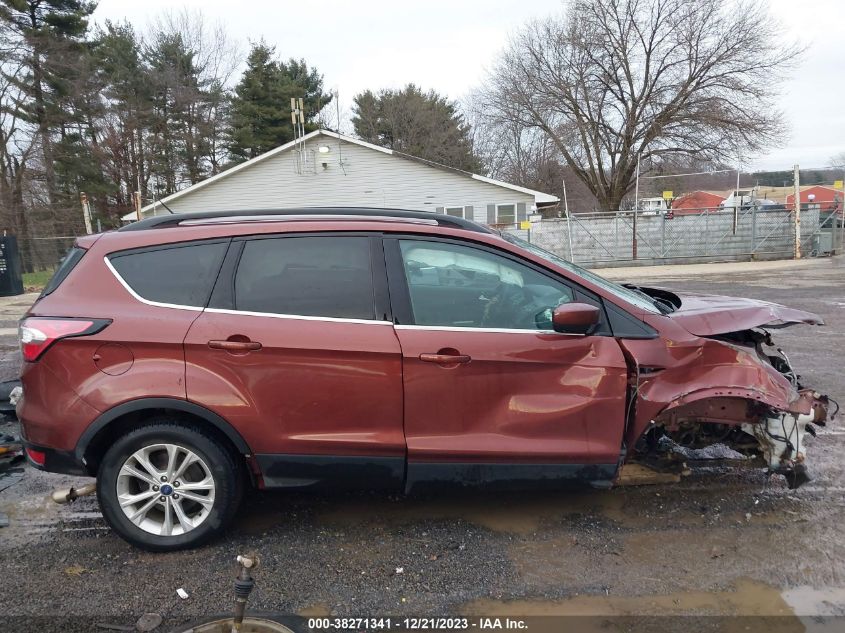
xmin=511 ymin=206 xmax=837 ymax=267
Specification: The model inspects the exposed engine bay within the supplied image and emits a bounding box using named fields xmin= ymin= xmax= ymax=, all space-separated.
xmin=631 ymin=327 xmax=835 ymax=489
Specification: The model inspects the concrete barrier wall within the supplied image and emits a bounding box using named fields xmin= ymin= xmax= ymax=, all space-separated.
xmin=508 ymin=208 xmax=823 ymax=268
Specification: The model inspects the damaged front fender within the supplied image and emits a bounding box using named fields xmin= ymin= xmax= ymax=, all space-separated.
xmin=619 ymin=328 xmax=833 ymax=488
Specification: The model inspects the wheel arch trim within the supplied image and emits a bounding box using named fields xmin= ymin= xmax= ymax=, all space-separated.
xmin=75 ymin=398 xmax=252 ymax=465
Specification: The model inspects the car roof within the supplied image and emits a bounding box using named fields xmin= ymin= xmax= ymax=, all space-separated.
xmin=119 ymin=207 xmax=493 ymax=234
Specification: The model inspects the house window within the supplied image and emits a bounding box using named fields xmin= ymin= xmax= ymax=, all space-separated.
xmin=444 ymin=206 xmax=466 ymax=219
xmin=497 ymin=204 xmax=516 ymax=225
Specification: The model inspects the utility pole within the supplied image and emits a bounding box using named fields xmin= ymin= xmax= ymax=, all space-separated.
xmin=793 ymin=164 xmax=801 ymax=259
xmin=80 ymin=192 xmax=93 ymax=235
xmin=134 ymin=191 xmax=142 ymax=222
xmin=562 ymin=179 xmax=574 ymax=262
xmin=733 ymin=168 xmax=740 ymax=234
xmin=839 ymin=170 xmax=845 ymax=255
xmin=632 ymin=154 xmax=640 ymax=260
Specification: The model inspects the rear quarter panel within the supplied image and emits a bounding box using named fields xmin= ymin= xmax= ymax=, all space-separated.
xmin=26 ymin=239 xmax=199 ymax=419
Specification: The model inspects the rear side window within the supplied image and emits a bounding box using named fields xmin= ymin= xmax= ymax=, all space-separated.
xmin=41 ymin=246 xmax=86 ymax=297
xmin=234 ymin=236 xmax=375 ymax=319
xmin=109 ymin=241 xmax=227 ymax=307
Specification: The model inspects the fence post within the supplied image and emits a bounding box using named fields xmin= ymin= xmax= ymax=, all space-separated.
xmin=614 ymin=213 xmax=619 ymax=260
xmin=793 ymin=164 xmax=801 ymax=259
xmin=840 ymin=171 xmax=845 ymax=255
xmin=661 ymin=211 xmax=666 ymax=258
xmin=632 ymin=208 xmax=638 ymax=260
xmin=704 ymin=211 xmax=709 ymax=255
xmin=751 ymin=204 xmax=757 ymax=254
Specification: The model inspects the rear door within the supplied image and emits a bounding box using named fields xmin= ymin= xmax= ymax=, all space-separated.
xmin=385 ymin=236 xmax=628 ymax=488
xmin=184 ymin=234 xmax=405 ymax=489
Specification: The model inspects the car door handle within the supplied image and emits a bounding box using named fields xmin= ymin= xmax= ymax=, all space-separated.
xmin=208 ymin=339 xmax=262 ymax=352
xmin=419 ymin=352 xmax=471 ymax=365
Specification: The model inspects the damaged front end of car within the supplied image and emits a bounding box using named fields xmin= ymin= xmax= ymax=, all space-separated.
xmin=619 ymin=304 xmax=835 ymax=489
xmin=730 ymin=330 xmax=831 ymax=488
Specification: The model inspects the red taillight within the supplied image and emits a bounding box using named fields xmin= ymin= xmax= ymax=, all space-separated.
xmin=26 ymin=448 xmax=46 ymax=465
xmin=19 ymin=317 xmax=107 ymax=362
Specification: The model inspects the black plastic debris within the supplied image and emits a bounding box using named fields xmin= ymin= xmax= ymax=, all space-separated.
xmin=0 ymin=428 xmax=24 ymax=497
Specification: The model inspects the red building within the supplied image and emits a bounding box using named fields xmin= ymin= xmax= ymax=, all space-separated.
xmin=785 ymin=185 xmax=843 ymax=214
xmin=671 ymin=191 xmax=726 ymax=214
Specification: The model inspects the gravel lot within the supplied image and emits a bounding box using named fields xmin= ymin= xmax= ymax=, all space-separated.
xmin=1 ymin=257 xmax=844 ymax=631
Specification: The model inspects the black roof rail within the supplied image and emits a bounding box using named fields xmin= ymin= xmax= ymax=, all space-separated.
xmin=118 ymin=207 xmax=493 ymax=233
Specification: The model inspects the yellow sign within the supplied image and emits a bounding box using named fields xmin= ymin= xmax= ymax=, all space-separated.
xmin=834 ymin=180 xmax=844 ymax=189
xmin=519 ymin=220 xmax=532 ymax=230
xmin=662 ymin=190 xmax=673 ymax=200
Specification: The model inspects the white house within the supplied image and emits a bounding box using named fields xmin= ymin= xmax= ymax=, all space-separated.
xmin=123 ymin=130 xmax=559 ymax=226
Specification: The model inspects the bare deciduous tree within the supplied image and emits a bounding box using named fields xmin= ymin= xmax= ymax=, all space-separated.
xmin=481 ymin=0 xmax=801 ymax=212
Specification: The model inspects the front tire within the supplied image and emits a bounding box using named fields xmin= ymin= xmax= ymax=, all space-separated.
xmin=97 ymin=420 xmax=243 ymax=551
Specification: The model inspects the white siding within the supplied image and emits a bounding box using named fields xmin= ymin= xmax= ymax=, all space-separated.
xmin=154 ymin=134 xmax=536 ymax=224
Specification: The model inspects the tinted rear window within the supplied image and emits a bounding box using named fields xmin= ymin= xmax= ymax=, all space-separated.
xmin=41 ymin=246 xmax=86 ymax=298
xmin=234 ymin=236 xmax=375 ymax=319
xmin=109 ymin=241 xmax=228 ymax=307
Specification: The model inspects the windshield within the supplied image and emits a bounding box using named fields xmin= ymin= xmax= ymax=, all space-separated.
xmin=500 ymin=232 xmax=662 ymax=314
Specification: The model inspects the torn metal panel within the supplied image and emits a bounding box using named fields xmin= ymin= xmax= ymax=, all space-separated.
xmin=618 ymin=305 xmax=832 ymax=488
xmin=619 ymin=335 xmax=798 ymax=448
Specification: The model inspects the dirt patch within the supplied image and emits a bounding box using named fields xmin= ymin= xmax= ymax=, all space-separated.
xmin=296 ymin=603 xmax=331 ymax=617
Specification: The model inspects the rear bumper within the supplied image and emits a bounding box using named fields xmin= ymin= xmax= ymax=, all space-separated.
xmin=22 ymin=441 xmax=89 ymax=476
xmin=16 ymin=359 xmax=102 ymax=463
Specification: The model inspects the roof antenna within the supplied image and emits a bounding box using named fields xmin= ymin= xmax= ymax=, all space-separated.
xmin=291 ymin=97 xmax=306 ymax=173
xmin=155 ymin=199 xmax=175 ymax=214
xmin=336 ymin=89 xmax=346 ymax=175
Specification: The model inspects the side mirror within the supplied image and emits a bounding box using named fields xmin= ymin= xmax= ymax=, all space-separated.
xmin=551 ymin=302 xmax=601 ymax=335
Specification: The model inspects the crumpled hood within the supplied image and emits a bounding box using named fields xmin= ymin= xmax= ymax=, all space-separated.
xmin=667 ymin=292 xmax=824 ymax=336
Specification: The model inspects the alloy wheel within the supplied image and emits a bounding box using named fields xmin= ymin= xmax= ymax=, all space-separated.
xmin=115 ymin=443 xmax=216 ymax=536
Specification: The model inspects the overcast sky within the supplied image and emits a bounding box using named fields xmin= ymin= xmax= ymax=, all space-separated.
xmin=94 ymin=0 xmax=844 ymax=173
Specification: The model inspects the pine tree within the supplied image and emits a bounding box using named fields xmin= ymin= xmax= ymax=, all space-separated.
xmin=0 ymin=0 xmax=95 ymax=205
xmin=228 ymin=42 xmax=330 ymax=163
xmin=95 ymin=21 xmax=154 ymax=211
xmin=351 ymin=84 xmax=481 ymax=172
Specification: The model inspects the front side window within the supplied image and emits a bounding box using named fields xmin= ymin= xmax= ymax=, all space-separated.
xmin=399 ymin=240 xmax=573 ymax=330
xmin=109 ymin=241 xmax=228 ymax=307
xmin=500 ymin=232 xmax=663 ymax=314
xmin=234 ymin=236 xmax=375 ymax=319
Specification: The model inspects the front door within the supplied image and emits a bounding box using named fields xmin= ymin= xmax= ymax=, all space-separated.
xmin=385 ymin=237 xmax=628 ymax=488
xmin=184 ymin=234 xmax=405 ymax=489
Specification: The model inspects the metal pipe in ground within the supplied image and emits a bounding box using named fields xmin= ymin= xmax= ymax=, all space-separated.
xmin=231 ymin=554 xmax=257 ymax=632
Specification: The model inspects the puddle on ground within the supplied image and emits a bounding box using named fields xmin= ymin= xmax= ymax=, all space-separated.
xmin=463 ymin=578 xmax=788 ymax=616
xmin=782 ymin=586 xmax=845 ymax=617
xmin=0 ymin=477 xmax=105 ymax=546
xmin=315 ymin=490 xmax=636 ymax=534
xmin=462 ymin=579 xmax=845 ymax=632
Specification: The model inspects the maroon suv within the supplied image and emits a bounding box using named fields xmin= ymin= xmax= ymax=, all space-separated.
xmin=18 ymin=209 xmax=831 ymax=550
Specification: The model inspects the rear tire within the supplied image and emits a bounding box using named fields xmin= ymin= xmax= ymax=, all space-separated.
xmin=96 ymin=419 xmax=243 ymax=551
